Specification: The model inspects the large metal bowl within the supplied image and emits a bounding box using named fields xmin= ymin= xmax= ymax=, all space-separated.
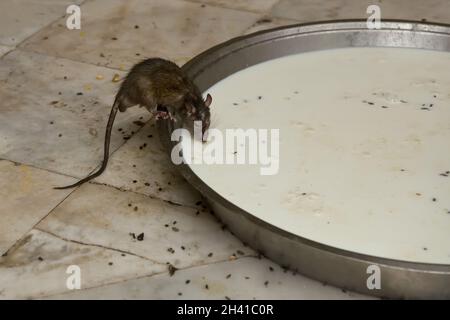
xmin=158 ymin=20 xmax=450 ymax=299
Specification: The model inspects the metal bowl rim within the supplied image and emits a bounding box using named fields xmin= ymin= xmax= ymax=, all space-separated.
xmin=159 ymin=19 xmax=450 ymax=273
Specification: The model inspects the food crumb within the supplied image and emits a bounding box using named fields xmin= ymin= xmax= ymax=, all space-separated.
xmin=112 ymin=74 xmax=121 ymax=82
xmin=229 ymin=255 xmax=237 ymax=261
xmin=168 ymin=264 xmax=177 ymax=276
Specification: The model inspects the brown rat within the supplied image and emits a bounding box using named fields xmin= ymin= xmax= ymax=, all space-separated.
xmin=54 ymin=58 xmax=212 ymax=190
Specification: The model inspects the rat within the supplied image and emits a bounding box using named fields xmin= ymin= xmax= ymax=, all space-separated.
xmin=54 ymin=58 xmax=212 ymax=190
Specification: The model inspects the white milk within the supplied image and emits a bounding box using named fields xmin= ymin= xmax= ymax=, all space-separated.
xmin=183 ymin=47 xmax=450 ymax=264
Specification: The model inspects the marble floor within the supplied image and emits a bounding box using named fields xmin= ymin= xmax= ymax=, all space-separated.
xmin=0 ymin=0 xmax=448 ymax=300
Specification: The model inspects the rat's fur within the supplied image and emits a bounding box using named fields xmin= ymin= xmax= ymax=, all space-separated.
xmin=55 ymin=58 xmax=211 ymax=190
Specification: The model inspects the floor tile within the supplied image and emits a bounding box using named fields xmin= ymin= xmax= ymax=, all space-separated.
xmin=37 ymin=183 xmax=252 ymax=269
xmin=243 ymin=17 xmax=300 ymax=35
xmin=0 ymin=46 xmax=14 ymax=57
xmin=0 ymin=49 xmax=150 ymax=178
xmin=186 ymin=0 xmax=280 ymax=13
xmin=0 ymin=0 xmax=83 ymax=46
xmin=46 ymin=256 xmax=372 ymax=299
xmin=93 ymin=122 xmax=201 ymax=207
xmin=0 ymin=229 xmax=165 ymax=299
xmin=0 ymin=160 xmax=75 ymax=255
xmin=21 ymin=0 xmax=261 ymax=69
xmin=271 ymin=0 xmax=450 ymax=23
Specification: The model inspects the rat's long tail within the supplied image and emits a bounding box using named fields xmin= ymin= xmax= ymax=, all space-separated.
xmin=54 ymin=99 xmax=120 ymax=190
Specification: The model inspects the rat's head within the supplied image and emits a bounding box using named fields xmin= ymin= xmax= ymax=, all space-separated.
xmin=185 ymin=93 xmax=212 ymax=136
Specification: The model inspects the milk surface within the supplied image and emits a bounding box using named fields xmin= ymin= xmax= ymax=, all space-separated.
xmin=183 ymin=47 xmax=450 ymax=264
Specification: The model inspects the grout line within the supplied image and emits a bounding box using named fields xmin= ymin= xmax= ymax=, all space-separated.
xmin=17 ymin=47 xmax=126 ymax=72
xmin=1 ymin=187 xmax=78 ymax=257
xmin=35 ymin=228 xmax=165 ymax=266
xmin=181 ymin=0 xmax=273 ymax=15
xmin=38 ymin=254 xmax=258 ymax=299
xmin=11 ymin=0 xmax=90 ymax=49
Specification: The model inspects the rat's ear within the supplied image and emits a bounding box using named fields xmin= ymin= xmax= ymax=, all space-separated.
xmin=204 ymin=94 xmax=212 ymax=108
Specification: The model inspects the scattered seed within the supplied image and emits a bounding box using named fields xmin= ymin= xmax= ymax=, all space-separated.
xmin=144 ymin=182 xmax=150 ymax=186
xmin=269 ymin=266 xmax=274 ymax=272
xmin=134 ymin=25 xmax=139 ymax=29
xmin=133 ymin=180 xmax=137 ymax=183
xmin=208 ymin=252 xmax=213 ymax=257
xmin=112 ymin=74 xmax=121 ymax=82
xmin=129 ymin=232 xmax=136 ymax=239
xmin=167 ymin=247 xmax=175 ymax=254
xmin=225 ymin=296 xmax=230 ymax=300
xmin=38 ymin=257 xmax=44 ymax=261
xmin=226 ymin=274 xmax=231 ymax=279
xmin=264 ymin=281 xmax=269 ymax=287
xmin=172 ymin=227 xmax=179 ymax=232
xmin=178 ymin=292 xmax=182 ymax=296
xmin=205 ymin=284 xmax=209 ymax=290
xmin=257 ymin=18 xmax=272 ymax=24
xmin=108 ymin=262 xmax=113 ymax=266
xmin=133 ymin=120 xmax=145 ymax=126
xmin=134 ymin=206 xmax=138 ymax=211
xmin=181 ymin=246 xmax=185 ymax=250
xmin=96 ymin=75 xmax=104 ymax=80
xmin=168 ymin=264 xmax=177 ymax=276
xmin=76 ymin=92 xmax=83 ymax=96
xmin=111 ymin=37 xmax=118 ymax=40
